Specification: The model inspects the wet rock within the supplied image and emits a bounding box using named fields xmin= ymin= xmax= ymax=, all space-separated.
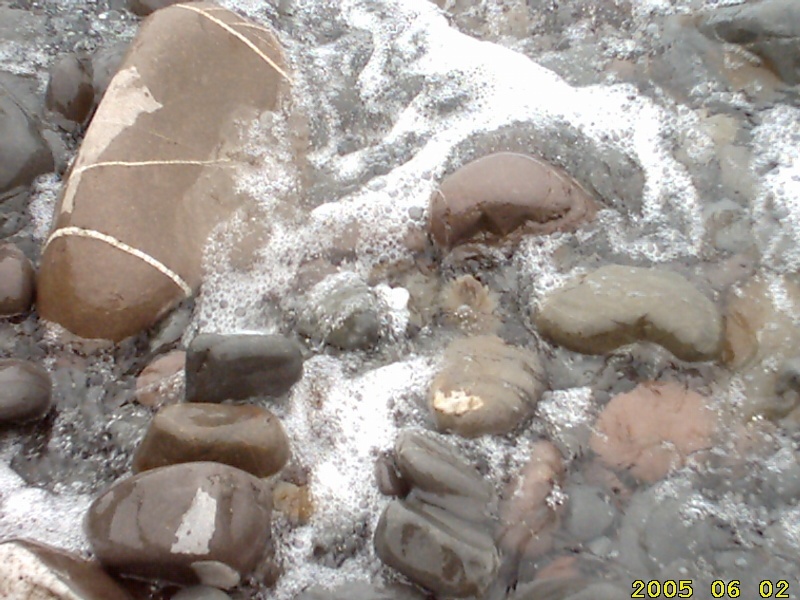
xmin=374 ymin=451 xmax=410 ymax=497
xmin=86 ymin=462 xmax=273 ymax=588
xmin=375 ymin=500 xmax=498 ymax=598
xmin=296 ymin=581 xmax=425 ymax=600
xmin=535 ymin=265 xmax=723 ymax=361
xmin=590 ymin=382 xmax=717 ymax=483
xmin=37 ymin=2 xmax=290 ymax=341
xmin=498 ymin=441 xmax=565 ymax=560
xmin=135 ymin=350 xmax=185 ymax=408
xmin=428 ymin=152 xmax=597 ymax=249
xmin=723 ymin=276 xmax=800 ymax=420
xmin=129 ymin=0 xmax=199 ymax=16
xmin=132 ymin=403 xmax=290 ymax=477
xmin=172 ymin=586 xmax=231 ymax=600
xmin=0 ymin=359 xmax=52 ymax=424
xmin=509 ymin=578 xmax=586 ymax=600
xmin=272 ymin=481 xmax=313 ymax=525
xmin=439 ymin=275 xmax=499 ymax=334
xmin=0 ymin=539 xmax=132 ymax=600
xmin=700 ymin=0 xmax=800 ymax=84
xmin=428 ymin=335 xmax=545 ymax=437
xmin=297 ymin=272 xmax=382 ymax=350
xmin=375 ymin=430 xmax=499 ymax=597
xmin=46 ymin=53 xmax=95 ymax=129
xmin=91 ymin=42 xmax=129 ymax=103
xmin=0 ymin=243 xmax=34 ymax=317
xmin=0 ymin=82 xmax=53 ymax=194
xmin=186 ymin=333 xmax=303 ymax=403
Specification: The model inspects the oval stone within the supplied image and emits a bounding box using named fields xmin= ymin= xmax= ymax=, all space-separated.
xmin=428 ymin=335 xmax=546 ymax=437
xmin=37 ymin=2 xmax=290 ymax=341
xmin=535 ymin=265 xmax=723 ymax=361
xmin=0 ymin=83 xmax=53 ymax=194
xmin=186 ymin=333 xmax=303 ymax=403
xmin=0 ymin=243 xmax=35 ymax=317
xmin=0 ymin=359 xmax=52 ymax=424
xmin=0 ymin=539 xmax=132 ymax=600
xmin=85 ymin=462 xmax=273 ymax=588
xmin=428 ymin=152 xmax=597 ymax=248
xmin=132 ymin=403 xmax=290 ymax=477
xmin=135 ymin=350 xmax=185 ymax=408
xmin=46 ymin=53 xmax=95 ymax=128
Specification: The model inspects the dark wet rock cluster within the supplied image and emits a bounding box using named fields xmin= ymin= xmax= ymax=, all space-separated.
xmin=374 ymin=430 xmax=499 ymax=597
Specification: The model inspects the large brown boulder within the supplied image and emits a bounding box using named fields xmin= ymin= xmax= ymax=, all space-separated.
xmin=37 ymin=2 xmax=291 ymax=341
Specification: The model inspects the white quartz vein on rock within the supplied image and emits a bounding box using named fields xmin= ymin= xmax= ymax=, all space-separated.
xmin=171 ymin=488 xmax=217 ymax=555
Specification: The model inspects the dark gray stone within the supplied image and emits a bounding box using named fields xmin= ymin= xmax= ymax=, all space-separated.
xmin=86 ymin=462 xmax=273 ymax=588
xmin=0 ymin=539 xmax=132 ymax=599
xmin=132 ymin=403 xmax=290 ymax=477
xmin=564 ymin=484 xmax=617 ymax=542
xmin=700 ymin=0 xmax=800 ymax=84
xmin=186 ymin=333 xmax=303 ymax=402
xmin=46 ymin=53 xmax=94 ymax=128
xmin=0 ymin=83 xmax=53 ymax=194
xmin=0 ymin=359 xmax=51 ymax=424
xmin=374 ymin=500 xmax=498 ymax=598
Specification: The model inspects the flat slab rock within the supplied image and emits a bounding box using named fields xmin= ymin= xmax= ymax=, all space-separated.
xmin=0 ymin=539 xmax=131 ymax=600
xmin=535 ymin=264 xmax=723 ymax=361
xmin=186 ymin=333 xmax=303 ymax=402
xmin=428 ymin=335 xmax=545 ymax=437
xmin=37 ymin=1 xmax=290 ymax=341
xmin=85 ymin=461 xmax=273 ymax=588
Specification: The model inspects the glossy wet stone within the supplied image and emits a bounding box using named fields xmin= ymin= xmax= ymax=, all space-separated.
xmin=0 ymin=539 xmax=132 ymax=600
xmin=374 ymin=430 xmax=499 ymax=597
xmin=0 ymin=243 xmax=35 ymax=317
xmin=37 ymin=2 xmax=289 ymax=341
xmin=186 ymin=333 xmax=303 ymax=402
xmin=46 ymin=53 xmax=94 ymax=128
xmin=699 ymin=0 xmax=800 ymax=84
xmin=428 ymin=335 xmax=545 ymax=437
xmin=536 ymin=264 xmax=723 ymax=361
xmin=132 ymin=403 xmax=290 ymax=476
xmin=85 ymin=462 xmax=273 ymax=588
xmin=0 ymin=81 xmax=53 ymax=194
xmin=428 ymin=152 xmax=597 ymax=249
xmin=591 ymin=382 xmax=717 ymax=483
xmin=0 ymin=359 xmax=52 ymax=424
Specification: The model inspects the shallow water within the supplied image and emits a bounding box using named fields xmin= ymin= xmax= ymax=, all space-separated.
xmin=4 ymin=0 xmax=800 ymax=598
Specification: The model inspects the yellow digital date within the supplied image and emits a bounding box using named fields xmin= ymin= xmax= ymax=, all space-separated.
xmin=631 ymin=580 xmax=694 ymax=598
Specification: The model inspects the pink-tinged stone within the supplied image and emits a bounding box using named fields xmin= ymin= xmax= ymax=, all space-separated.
xmin=590 ymin=381 xmax=717 ymax=483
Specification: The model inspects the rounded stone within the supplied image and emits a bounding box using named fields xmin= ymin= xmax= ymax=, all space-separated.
xmin=128 ymin=0 xmax=198 ymax=16
xmin=428 ymin=335 xmax=546 ymax=437
xmin=564 ymin=484 xmax=617 ymax=543
xmin=45 ymin=53 xmax=94 ymax=127
xmin=132 ymin=403 xmax=290 ymax=476
xmin=135 ymin=350 xmax=185 ymax=408
xmin=535 ymin=264 xmax=723 ymax=361
xmin=0 ymin=359 xmax=52 ymax=424
xmin=0 ymin=243 xmax=35 ymax=317
xmin=272 ymin=481 xmax=313 ymax=525
xmin=186 ymin=333 xmax=303 ymax=403
xmin=590 ymin=382 xmax=717 ymax=483
xmin=85 ymin=462 xmax=273 ymax=587
xmin=428 ymin=152 xmax=597 ymax=249
xmin=172 ymin=586 xmax=231 ymax=600
xmin=0 ymin=86 xmax=53 ymax=194
xmin=0 ymin=539 xmax=132 ymax=600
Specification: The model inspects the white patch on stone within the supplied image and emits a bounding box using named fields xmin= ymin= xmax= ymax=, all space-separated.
xmin=60 ymin=66 xmax=163 ymax=215
xmin=433 ymin=389 xmax=484 ymax=416
xmin=171 ymin=488 xmax=218 ymax=555
xmin=191 ymin=560 xmax=241 ymax=589
xmin=0 ymin=543 xmax=79 ymax=600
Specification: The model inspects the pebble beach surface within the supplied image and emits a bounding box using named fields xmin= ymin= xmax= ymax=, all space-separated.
xmin=3 ymin=0 xmax=800 ymax=598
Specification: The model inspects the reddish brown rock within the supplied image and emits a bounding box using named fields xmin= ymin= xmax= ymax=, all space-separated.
xmin=37 ymin=2 xmax=291 ymax=341
xmin=0 ymin=243 xmax=34 ymax=317
xmin=497 ymin=441 xmax=565 ymax=559
xmin=135 ymin=350 xmax=185 ymax=408
xmin=428 ymin=152 xmax=597 ymax=249
xmin=590 ymin=382 xmax=717 ymax=483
